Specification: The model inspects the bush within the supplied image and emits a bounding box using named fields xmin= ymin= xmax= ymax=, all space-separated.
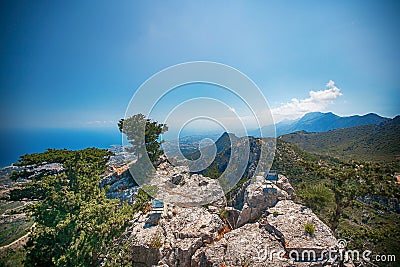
xmin=22 ymin=148 xmax=135 ymax=266
xmin=219 ymin=209 xmax=228 ymax=219
xmin=305 ymin=222 xmax=315 ymax=235
xmin=150 ymin=235 xmax=162 ymax=249
xmin=298 ymin=184 xmax=335 ymax=213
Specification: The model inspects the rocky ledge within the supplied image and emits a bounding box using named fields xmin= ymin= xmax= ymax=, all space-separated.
xmin=110 ymin=159 xmax=348 ymax=267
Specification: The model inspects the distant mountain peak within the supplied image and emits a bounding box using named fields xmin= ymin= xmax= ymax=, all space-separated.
xmin=215 ymin=132 xmax=238 ymax=152
xmin=273 ymin=111 xmax=390 ymax=136
xmin=299 ymin=111 xmax=337 ymax=121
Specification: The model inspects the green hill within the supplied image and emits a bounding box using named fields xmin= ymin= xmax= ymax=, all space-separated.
xmin=272 ymin=140 xmax=400 ymax=263
xmin=191 ymin=132 xmax=400 ymax=263
xmin=280 ymin=116 xmax=400 ymax=162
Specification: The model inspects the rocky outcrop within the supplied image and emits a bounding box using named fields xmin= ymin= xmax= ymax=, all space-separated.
xmin=100 ymin=153 xmax=226 ymax=206
xmin=99 ymin=160 xmax=139 ymax=203
xmin=118 ymin=167 xmax=345 ymax=266
xmin=192 ymin=220 xmax=341 ymax=266
xmin=236 ymin=174 xmax=293 ymax=227
xmin=266 ymin=200 xmax=338 ymax=261
xmin=191 ymin=200 xmax=341 ymax=266
xmin=149 ymin=159 xmax=226 ymax=208
xmin=276 ymin=174 xmax=296 ymax=198
xmin=192 ymin=223 xmax=285 ymax=266
xmin=102 ymin=150 xmax=344 ymax=267
xmin=126 ymin=205 xmax=224 ymax=266
xmin=191 ymin=222 xmax=333 ymax=267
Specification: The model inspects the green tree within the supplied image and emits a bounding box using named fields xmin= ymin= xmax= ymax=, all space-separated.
xmin=18 ymin=148 xmax=136 ymax=266
xmin=118 ymin=114 xmax=168 ymax=164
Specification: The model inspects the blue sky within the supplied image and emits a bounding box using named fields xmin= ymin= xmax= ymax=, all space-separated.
xmin=1 ymin=0 xmax=399 ymax=130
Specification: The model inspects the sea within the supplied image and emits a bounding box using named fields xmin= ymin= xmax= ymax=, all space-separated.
xmin=0 ymin=127 xmax=124 ymax=167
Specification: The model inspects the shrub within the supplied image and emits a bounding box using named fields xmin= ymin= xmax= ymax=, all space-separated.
xmin=219 ymin=209 xmax=228 ymax=219
xmin=150 ymin=235 xmax=162 ymax=249
xmin=305 ymin=222 xmax=315 ymax=235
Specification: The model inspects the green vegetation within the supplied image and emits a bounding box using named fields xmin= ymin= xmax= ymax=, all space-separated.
xmin=132 ymin=188 xmax=152 ymax=213
xmin=272 ymin=139 xmax=400 ymax=263
xmin=1 ymin=115 xmax=168 ymax=266
xmin=149 ymin=235 xmax=162 ymax=249
xmin=219 ymin=209 xmax=228 ymax=219
xmin=280 ymin=116 xmax=400 ymax=162
xmin=7 ymin=148 xmax=138 ymax=266
xmin=141 ymin=185 xmax=159 ymax=199
xmin=203 ymin=161 xmax=221 ymax=179
xmin=0 ymin=248 xmax=26 ymax=267
xmin=297 ymin=183 xmax=336 ymax=223
xmin=304 ymin=222 xmax=315 ymax=235
xmin=14 ymin=148 xmax=76 ymax=167
xmin=0 ymin=216 xmax=33 ymax=247
xmin=118 ymin=114 xmax=168 ymax=164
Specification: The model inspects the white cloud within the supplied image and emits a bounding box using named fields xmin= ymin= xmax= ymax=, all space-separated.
xmin=271 ymin=80 xmax=343 ymax=122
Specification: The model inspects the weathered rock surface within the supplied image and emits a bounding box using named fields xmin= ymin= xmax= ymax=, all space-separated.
xmin=266 ymin=200 xmax=338 ymax=254
xmin=236 ymin=175 xmax=291 ymax=227
xmin=123 ymin=185 xmax=343 ymax=266
xmin=277 ymin=174 xmax=296 ymax=199
xmin=102 ymin=153 xmax=344 ymax=267
xmin=127 ymin=205 xmax=224 ymax=266
xmin=192 ymin=223 xmax=289 ymax=266
xmin=99 ymin=160 xmax=139 ymax=203
xmin=192 ymin=221 xmax=341 ymax=267
xmin=100 ymin=152 xmax=226 ymax=207
xmin=150 ymin=159 xmax=226 ymax=208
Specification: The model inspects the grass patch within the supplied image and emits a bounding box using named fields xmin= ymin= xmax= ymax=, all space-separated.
xmin=0 ymin=247 xmax=26 ymax=267
xmin=0 ymin=216 xmax=33 ymax=246
xmin=304 ymin=222 xmax=315 ymax=235
xmin=0 ymin=201 xmax=26 ymax=215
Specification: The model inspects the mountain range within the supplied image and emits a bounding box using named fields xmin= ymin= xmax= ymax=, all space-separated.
xmin=259 ymin=111 xmax=390 ymax=137
xmin=281 ymin=115 xmax=400 ymax=162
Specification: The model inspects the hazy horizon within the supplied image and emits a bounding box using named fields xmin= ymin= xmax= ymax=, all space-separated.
xmin=2 ymin=1 xmax=399 ymax=128
xmin=1 ymin=1 xmax=399 ymax=165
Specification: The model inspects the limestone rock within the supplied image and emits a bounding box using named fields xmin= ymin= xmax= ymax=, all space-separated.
xmin=266 ymin=200 xmax=338 ymax=261
xmin=192 ymin=223 xmax=294 ymax=267
xmin=276 ymin=174 xmax=296 ymax=199
xmin=236 ymin=179 xmax=288 ymax=227
xmin=150 ymin=160 xmax=226 ymax=208
xmin=126 ymin=205 xmax=224 ymax=267
xmin=99 ymin=160 xmax=139 ymax=203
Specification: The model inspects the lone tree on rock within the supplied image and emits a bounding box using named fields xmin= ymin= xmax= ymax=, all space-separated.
xmin=118 ymin=114 xmax=168 ymax=164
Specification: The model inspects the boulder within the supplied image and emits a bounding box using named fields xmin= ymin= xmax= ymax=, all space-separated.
xmin=150 ymin=161 xmax=226 ymax=208
xmin=192 ymin=223 xmax=297 ymax=267
xmin=129 ymin=223 xmax=164 ymax=266
xmin=236 ymin=179 xmax=288 ymax=227
xmin=266 ymin=200 xmax=338 ymax=261
xmin=276 ymin=174 xmax=296 ymax=199
xmin=126 ymin=205 xmax=224 ymax=267
xmin=99 ymin=161 xmax=139 ymax=203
